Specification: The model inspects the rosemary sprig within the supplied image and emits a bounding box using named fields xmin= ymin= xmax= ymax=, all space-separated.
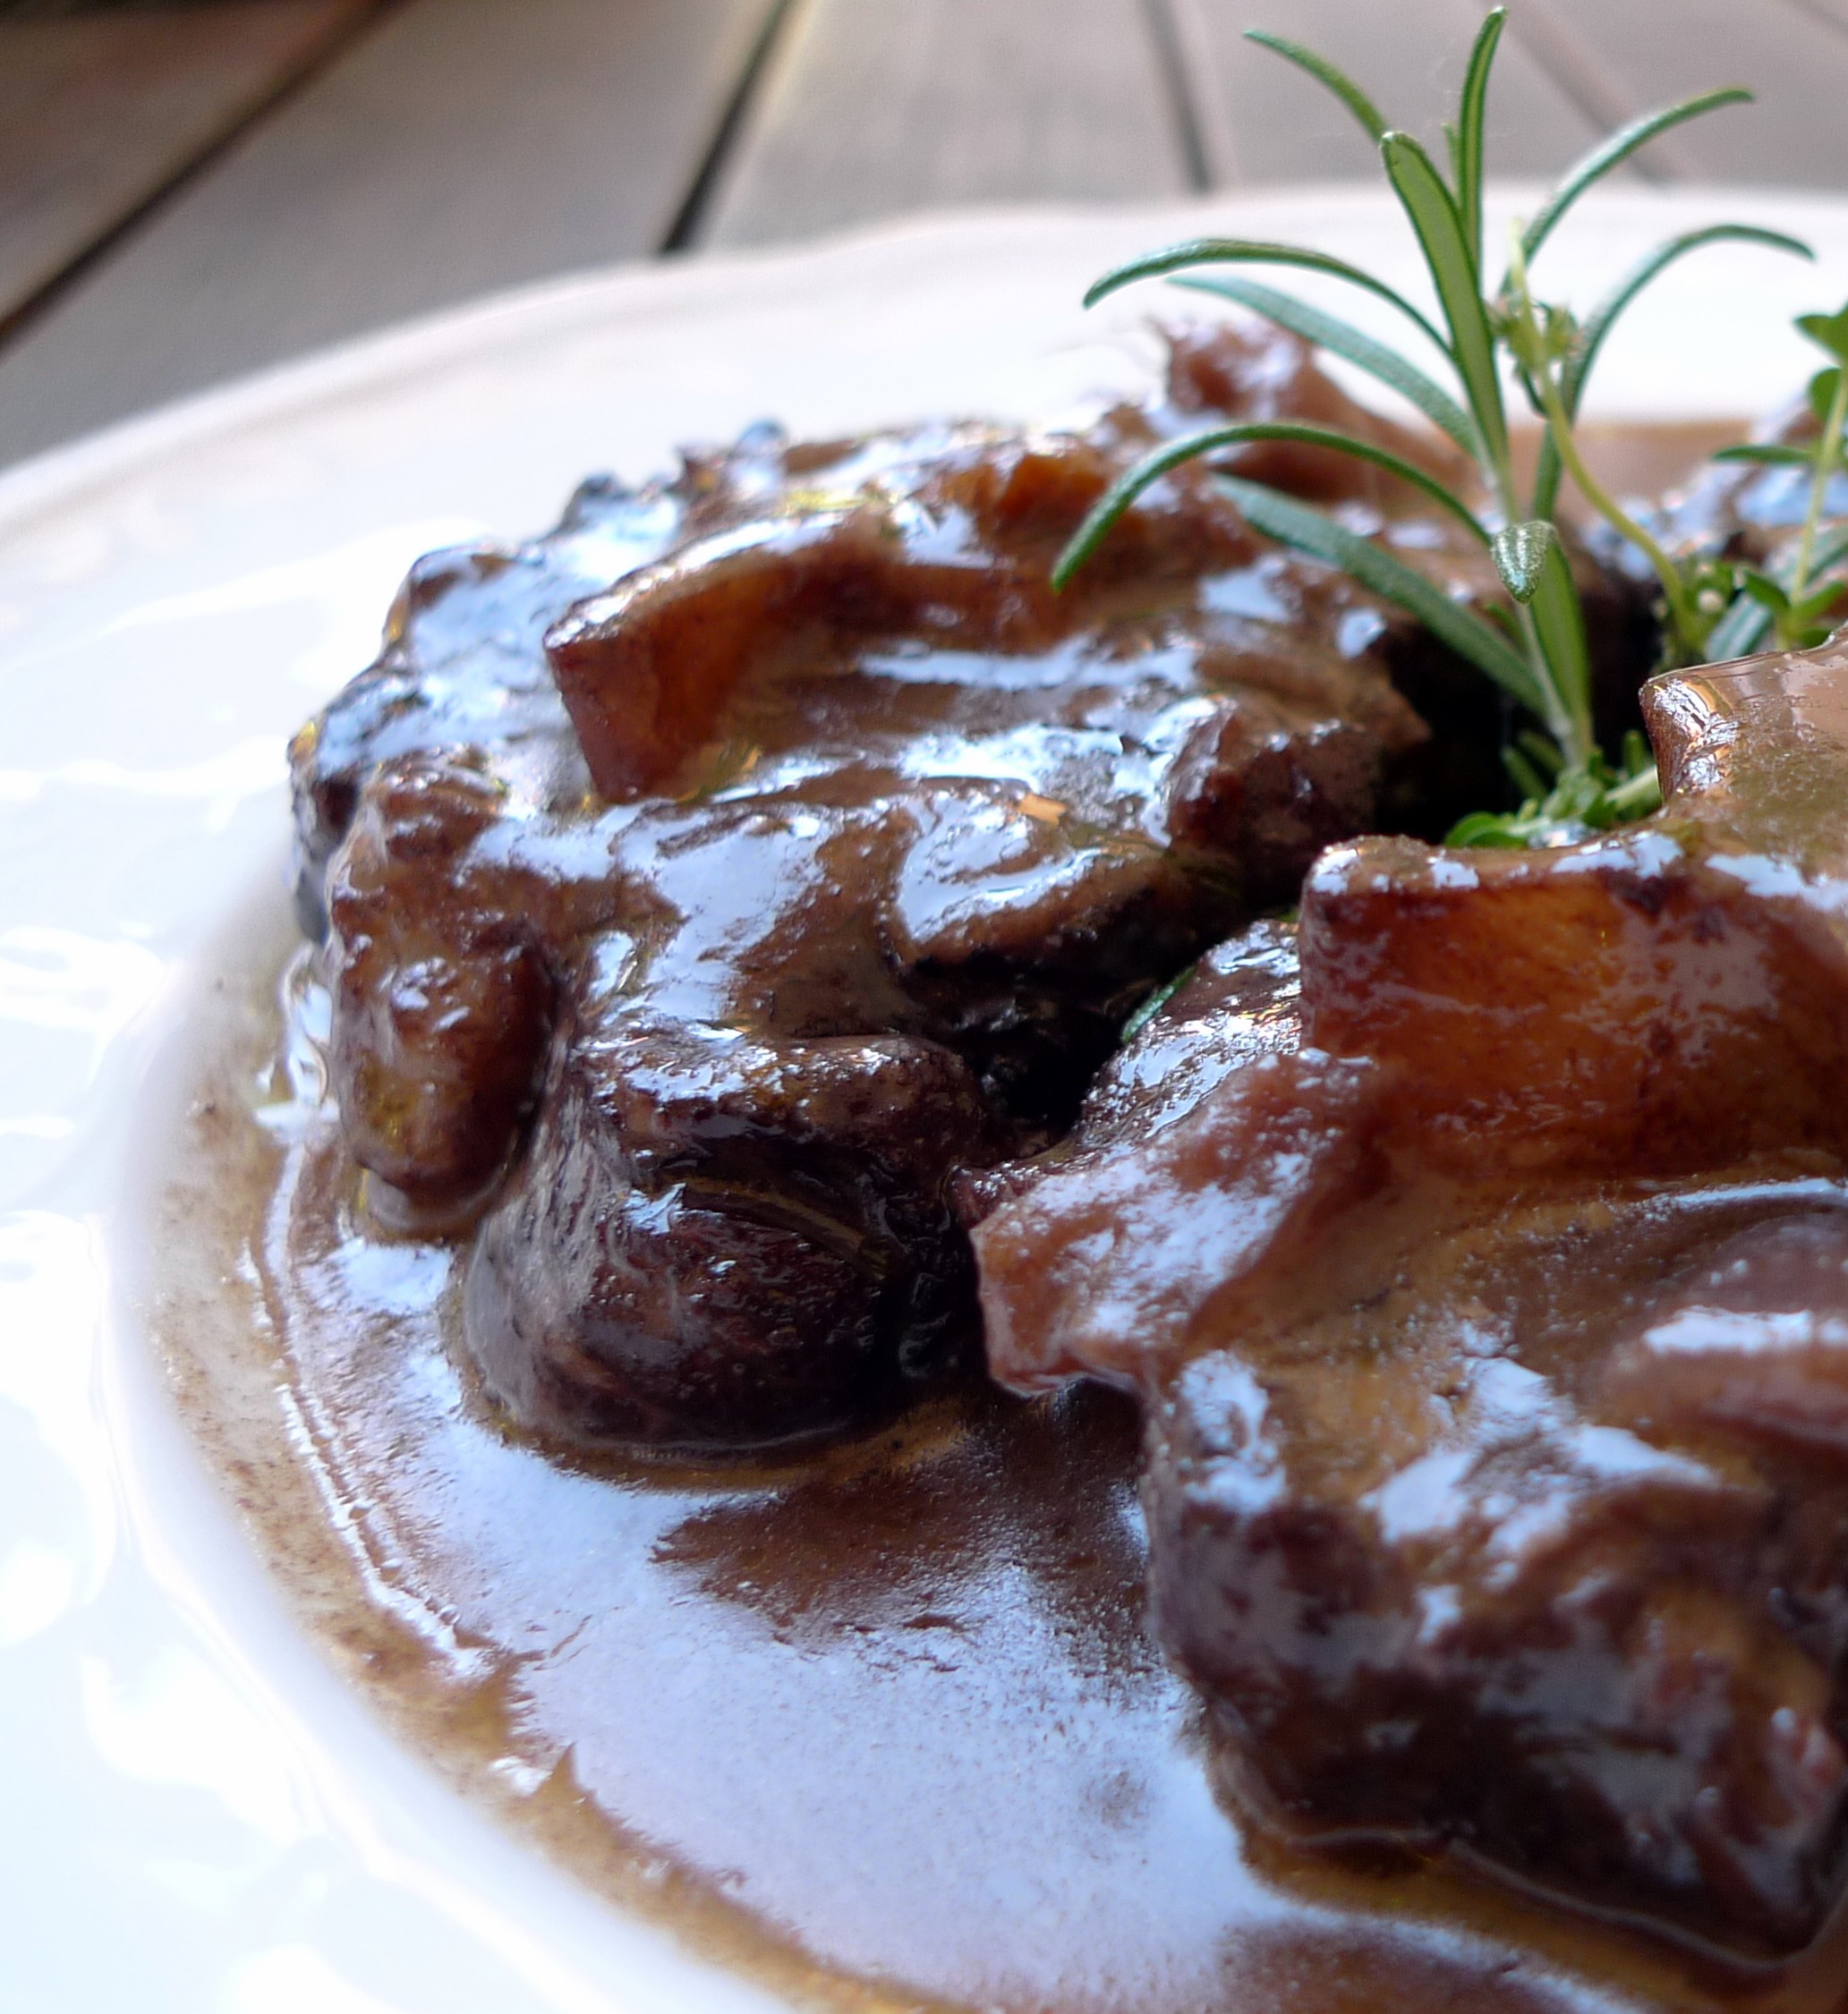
xmin=1052 ymin=7 xmax=1811 ymax=846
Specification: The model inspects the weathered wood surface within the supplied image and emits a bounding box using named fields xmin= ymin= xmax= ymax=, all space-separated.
xmin=0 ymin=1 xmax=375 ymax=328
xmin=8 ymin=0 xmax=1848 ymax=469
xmin=1169 ymin=0 xmax=1608 ymax=187
xmin=700 ymin=0 xmax=1191 ymax=248
xmin=0 ymin=0 xmax=774 ymax=464
xmin=1520 ymin=0 xmax=1848 ymax=187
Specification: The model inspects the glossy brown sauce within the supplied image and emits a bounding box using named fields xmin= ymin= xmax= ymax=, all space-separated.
xmin=149 ymin=421 xmax=1848 ymax=2014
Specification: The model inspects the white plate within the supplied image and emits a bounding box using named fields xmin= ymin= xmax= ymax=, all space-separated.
xmin=4 ymin=185 xmax=1846 ymax=2014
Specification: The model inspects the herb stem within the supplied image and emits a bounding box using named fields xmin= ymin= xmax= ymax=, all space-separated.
xmin=1606 ymin=760 xmax=1664 ymax=818
xmin=1488 ymin=454 xmax=1520 ymax=531
xmin=1793 ymin=362 xmax=1848 ymax=602
xmin=1502 ymin=225 xmax=1699 ymax=658
xmin=1533 ymin=364 xmax=1698 ymax=654
xmin=1513 ymin=599 xmax=1585 ymax=763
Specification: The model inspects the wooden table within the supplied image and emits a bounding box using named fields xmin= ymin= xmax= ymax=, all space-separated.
xmin=4 ymin=0 xmax=1848 ymax=470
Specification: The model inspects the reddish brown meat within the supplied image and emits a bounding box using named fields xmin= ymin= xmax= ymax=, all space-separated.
xmin=972 ymin=637 xmax=1848 ymax=1953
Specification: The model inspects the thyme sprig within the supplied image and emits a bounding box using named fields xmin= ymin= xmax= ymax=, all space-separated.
xmin=1703 ymin=307 xmax=1848 ymax=658
xmin=1052 ymin=8 xmax=1812 ymax=847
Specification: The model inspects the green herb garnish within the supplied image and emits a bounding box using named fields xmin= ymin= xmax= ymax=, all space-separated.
xmin=1702 ymin=308 xmax=1848 ymax=658
xmin=1052 ymin=9 xmax=1814 ymax=847
xmin=1120 ymin=963 xmax=1197 ymax=1047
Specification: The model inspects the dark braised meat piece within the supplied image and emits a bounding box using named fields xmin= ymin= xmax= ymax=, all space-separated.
xmin=322 ymin=752 xmax=566 ymax=1205
xmin=287 ymin=474 xmax=683 ymax=933
xmin=466 ymin=998 xmax=1004 ymax=1446
xmin=296 ymin=322 xmax=1514 ymax=1449
xmin=972 ymin=638 xmax=1848 ymax=1953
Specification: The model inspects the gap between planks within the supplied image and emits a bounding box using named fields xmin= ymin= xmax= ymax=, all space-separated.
xmin=0 ymin=0 xmax=391 ymax=343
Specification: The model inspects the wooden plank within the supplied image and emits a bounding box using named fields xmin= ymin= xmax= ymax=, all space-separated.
xmin=699 ymin=0 xmax=1192 ymax=250
xmin=1511 ymin=0 xmax=1848 ymax=186
xmin=0 ymin=0 xmax=773 ymax=469
xmin=1166 ymin=0 xmax=1610 ymax=187
xmin=0 ymin=2 xmax=376 ymax=327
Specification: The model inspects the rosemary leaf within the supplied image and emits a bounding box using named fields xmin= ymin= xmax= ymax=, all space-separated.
xmin=1491 ymin=524 xmax=1588 ymax=739
xmin=1490 ymin=521 xmax=1559 ymax=603
xmin=1741 ymin=571 xmax=1793 ymax=615
xmin=1571 ymin=226 xmax=1811 ymax=423
xmin=1173 ymin=277 xmax=1480 ymax=458
xmin=1215 ymin=475 xmax=1549 ymax=718
xmin=1052 ymin=421 xmax=1488 ymax=591
xmin=1504 ymin=744 xmax=1550 ymax=801
xmin=1382 ymin=133 xmax=1510 ymax=475
xmin=1453 ymin=8 xmax=1507 ymax=271
xmin=1447 ymin=810 xmax=1531 ymax=848
xmin=1794 ymin=578 xmax=1848 ymax=623
xmin=1705 ymin=594 xmax=1776 ymax=662
xmin=1082 ymin=238 xmax=1446 ymax=353
xmin=1120 ymin=965 xmax=1197 ymax=1045
xmin=1709 ymin=444 xmax=1818 ymax=468
xmin=1519 ymin=89 xmax=1754 ymax=267
xmin=1527 ymin=529 xmax=1593 ymax=731
xmin=1797 ymin=306 xmax=1848 ymax=362
xmin=1242 ymin=30 xmax=1386 ymax=141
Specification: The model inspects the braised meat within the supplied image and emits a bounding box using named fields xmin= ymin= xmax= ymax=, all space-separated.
xmin=286 ymin=300 xmax=1848 ymax=1955
xmin=292 ymin=322 xmax=1549 ymax=1449
xmin=287 ymin=475 xmax=669 ymax=937
xmin=972 ymin=638 xmax=1848 ymax=1953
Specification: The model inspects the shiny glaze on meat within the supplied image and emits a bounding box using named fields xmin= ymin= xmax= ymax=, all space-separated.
xmin=974 ymin=641 xmax=1848 ymax=1958
xmin=292 ymin=323 xmax=1554 ymax=1451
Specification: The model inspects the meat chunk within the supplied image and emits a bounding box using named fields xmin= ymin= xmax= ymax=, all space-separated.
xmin=1600 ymin=1213 xmax=1848 ymax=1457
xmin=465 ymin=992 xmax=1001 ymax=1446
xmin=296 ymin=321 xmax=1525 ymax=1449
xmin=543 ymin=425 xmax=1405 ymax=808
xmin=1299 ymin=832 xmax=1848 ymax=1179
xmin=440 ymin=775 xmax=1229 ymax=1446
xmin=976 ymin=1046 xmax=1386 ymax=1396
xmin=323 ymin=752 xmax=566 ymax=1207
xmin=1142 ymin=1169 xmax=1848 ymax=1956
xmin=972 ymin=636 xmax=1848 ymax=1952
xmin=288 ymin=474 xmax=686 ymax=931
